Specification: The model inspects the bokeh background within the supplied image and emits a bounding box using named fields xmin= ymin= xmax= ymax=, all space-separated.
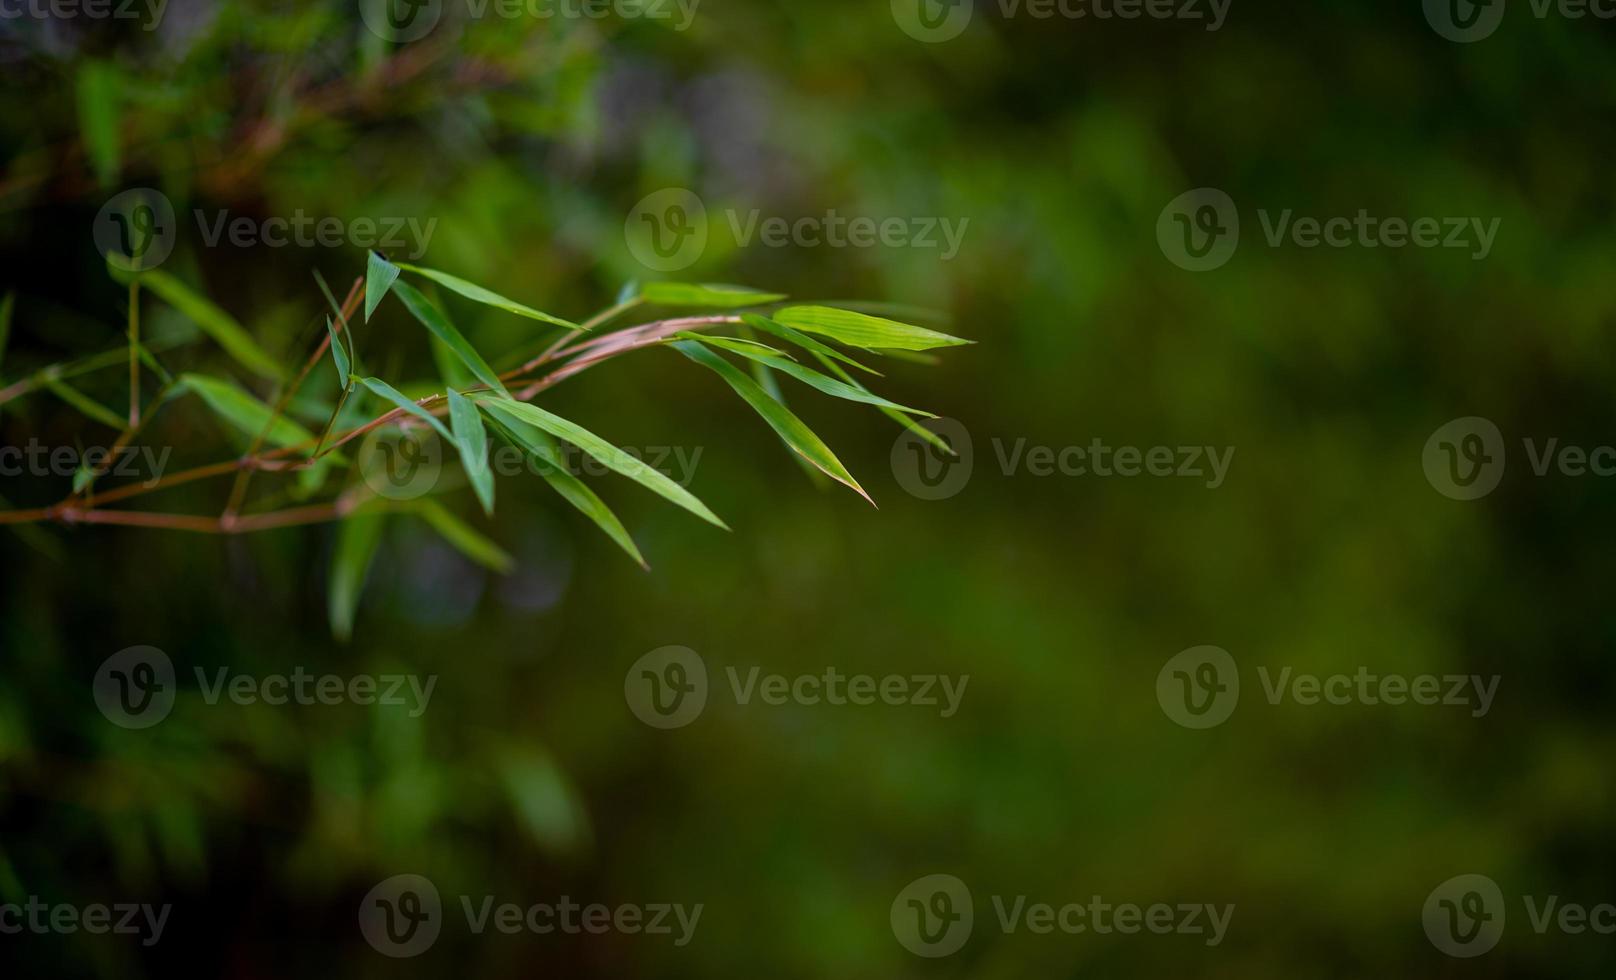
xmin=3 ymin=0 xmax=1615 ymax=975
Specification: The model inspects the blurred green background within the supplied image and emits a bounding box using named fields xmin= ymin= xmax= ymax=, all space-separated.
xmin=3 ymin=0 xmax=1615 ymax=975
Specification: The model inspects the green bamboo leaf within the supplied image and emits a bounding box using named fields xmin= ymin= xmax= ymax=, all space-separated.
xmin=389 ymin=279 xmax=509 ymax=397
xmin=773 ymin=305 xmax=970 ymax=352
xmin=397 ymin=262 xmax=579 ymax=330
xmin=672 ymin=340 xmax=872 ymax=504
xmin=812 ymin=351 xmax=955 ymax=455
xmin=740 ymin=313 xmax=879 ymax=375
xmin=168 ymin=373 xmax=324 ymax=450
xmin=484 ymin=411 xmax=647 ymax=568
xmin=448 ymin=389 xmax=494 ymax=516
xmin=110 ymin=266 xmax=284 ymax=380
xmin=76 ymin=60 xmax=120 ymax=187
xmin=478 ymin=396 xmax=727 ymax=530
xmin=675 ymin=334 xmax=935 ymax=417
xmin=365 ymin=251 xmax=401 ymax=322
xmin=45 ymin=379 xmax=124 ymax=429
xmin=640 ymin=283 xmax=787 ymax=308
xmin=415 ymin=499 xmax=512 ymax=573
xmin=358 ymin=377 xmax=452 ymax=440
xmin=324 ymin=317 xmax=351 ymax=387
xmin=736 ymin=324 xmax=828 ymax=489
xmin=328 ymin=513 xmax=385 ymax=642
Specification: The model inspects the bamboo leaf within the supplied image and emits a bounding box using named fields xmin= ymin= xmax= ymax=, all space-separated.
xmin=168 ymin=373 xmax=323 ymax=450
xmin=812 ymin=351 xmax=955 ymax=455
xmin=397 ymin=262 xmax=579 ymax=330
xmin=415 ymin=499 xmax=512 ymax=573
xmin=773 ymin=305 xmax=970 ymax=352
xmin=110 ymin=266 xmax=284 ymax=380
xmin=740 ymin=313 xmax=879 ymax=375
xmin=324 ymin=317 xmax=351 ymax=387
xmin=389 ymin=279 xmax=509 ymax=397
xmin=448 ymin=389 xmax=494 ymax=516
xmin=328 ymin=513 xmax=385 ymax=642
xmin=640 ymin=282 xmax=787 ymax=308
xmin=45 ymin=379 xmax=125 ymax=429
xmin=478 ymin=396 xmax=727 ymax=530
xmin=76 ymin=60 xmax=121 ymax=187
xmin=358 ymin=377 xmax=452 ymax=440
xmin=365 ymin=251 xmax=401 ymax=322
xmin=484 ymin=411 xmax=647 ymax=568
xmin=676 ymin=334 xmax=934 ymax=417
xmin=672 ymin=340 xmax=872 ymax=504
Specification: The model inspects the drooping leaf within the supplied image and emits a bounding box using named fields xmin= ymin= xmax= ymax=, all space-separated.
xmin=324 ymin=317 xmax=351 ymax=387
xmin=484 ymin=411 xmax=647 ymax=568
xmin=45 ymin=379 xmax=124 ymax=429
xmin=358 ymin=377 xmax=452 ymax=440
xmin=365 ymin=251 xmax=401 ymax=322
xmin=397 ymin=263 xmax=578 ymax=330
xmin=109 ymin=266 xmax=284 ymax=380
xmin=76 ymin=60 xmax=121 ymax=187
xmin=448 ymin=389 xmax=494 ymax=516
xmin=675 ymin=334 xmax=934 ymax=417
xmin=672 ymin=340 xmax=872 ymax=504
xmin=736 ymin=321 xmax=828 ymax=489
xmin=169 ymin=373 xmax=342 ymax=472
xmin=773 ymin=305 xmax=970 ymax=352
xmin=389 ymin=279 xmax=509 ymax=397
xmin=640 ymin=283 xmax=787 ymax=308
xmin=328 ymin=513 xmax=385 ymax=642
xmin=415 ymin=499 xmax=512 ymax=573
xmin=812 ymin=351 xmax=955 ymax=455
xmin=478 ymin=396 xmax=727 ymax=530
xmin=740 ymin=313 xmax=879 ymax=375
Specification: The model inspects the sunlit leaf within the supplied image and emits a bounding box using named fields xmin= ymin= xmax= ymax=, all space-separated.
xmin=448 ymin=389 xmax=494 ymax=516
xmin=415 ymin=498 xmax=512 ymax=573
xmin=324 ymin=317 xmax=351 ymax=388
xmin=740 ymin=313 xmax=878 ymax=375
xmin=672 ymin=340 xmax=872 ymax=504
xmin=640 ymin=282 xmax=787 ymax=308
xmin=812 ymin=351 xmax=955 ymax=455
xmin=676 ymin=334 xmax=935 ymax=417
xmin=328 ymin=513 xmax=385 ymax=642
xmin=478 ymin=396 xmax=727 ymax=530
xmin=389 ymin=279 xmax=509 ymax=396
xmin=484 ymin=410 xmax=648 ymax=568
xmin=397 ymin=262 xmax=578 ymax=330
xmin=774 ymin=305 xmax=970 ymax=352
xmin=358 ymin=377 xmax=452 ymax=440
